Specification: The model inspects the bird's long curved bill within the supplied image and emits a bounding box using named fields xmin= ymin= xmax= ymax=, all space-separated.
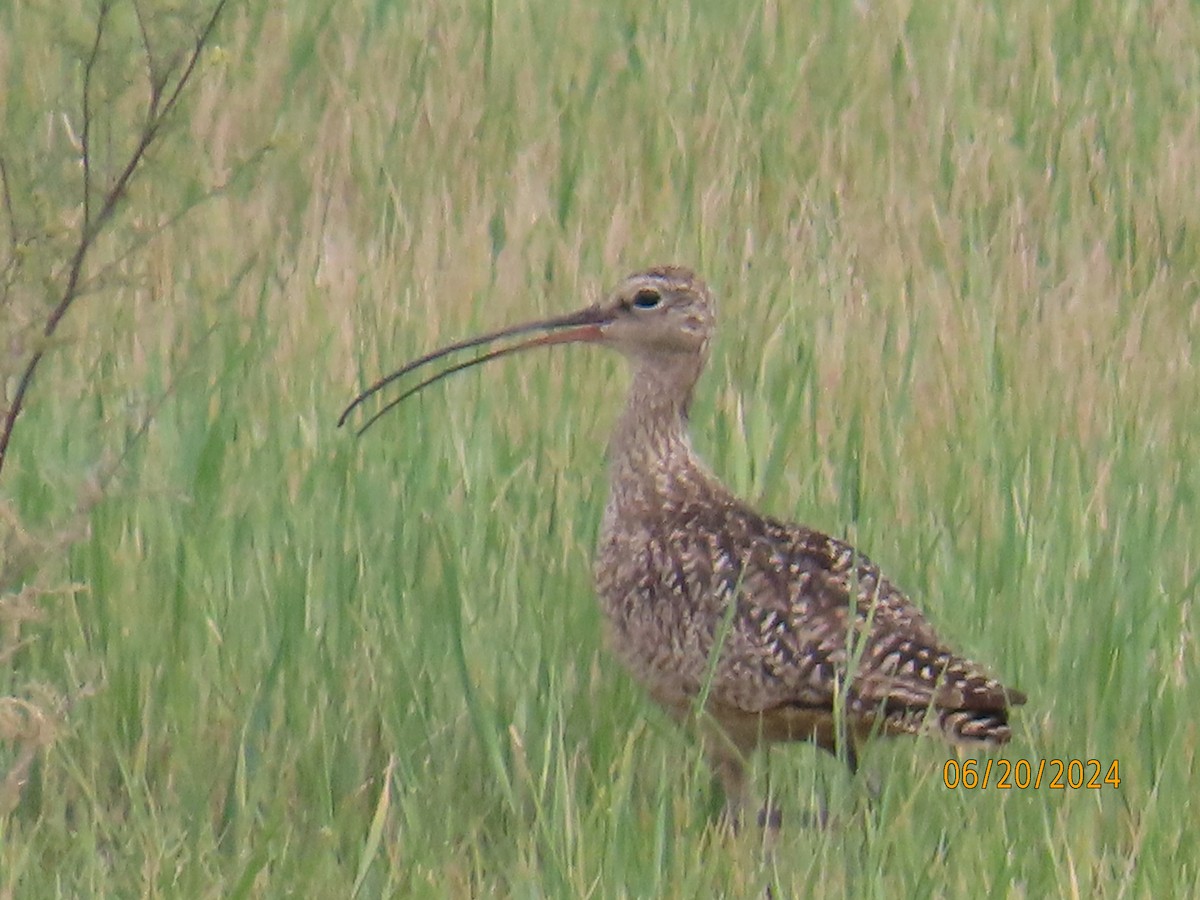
xmin=338 ymin=304 xmax=611 ymax=436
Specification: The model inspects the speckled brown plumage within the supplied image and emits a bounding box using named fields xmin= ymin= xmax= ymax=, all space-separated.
xmin=341 ymin=265 xmax=1026 ymax=826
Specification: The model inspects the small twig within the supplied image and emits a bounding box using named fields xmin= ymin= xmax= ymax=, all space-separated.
xmin=0 ymin=157 xmax=20 ymax=304
xmin=78 ymin=143 xmax=272 ymax=296
xmin=80 ymin=0 xmax=111 ymax=231
xmin=0 ymin=157 xmax=17 ymax=258
xmin=163 ymin=2 xmax=229 ymax=117
xmin=131 ymin=0 xmax=165 ymax=117
xmin=92 ymin=254 xmax=258 ymax=495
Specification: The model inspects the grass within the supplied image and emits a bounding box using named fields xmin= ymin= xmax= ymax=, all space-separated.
xmin=2 ymin=0 xmax=1198 ymax=895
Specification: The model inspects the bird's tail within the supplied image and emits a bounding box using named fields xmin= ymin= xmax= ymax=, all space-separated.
xmin=938 ymin=706 xmax=1017 ymax=745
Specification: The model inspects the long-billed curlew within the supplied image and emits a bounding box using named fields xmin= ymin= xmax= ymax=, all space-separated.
xmin=340 ymin=266 xmax=1025 ymax=827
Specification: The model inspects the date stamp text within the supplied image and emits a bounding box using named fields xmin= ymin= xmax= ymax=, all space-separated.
xmin=943 ymin=758 xmax=1121 ymax=790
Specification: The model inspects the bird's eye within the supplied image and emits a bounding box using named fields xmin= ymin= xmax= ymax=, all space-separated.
xmin=631 ymin=289 xmax=662 ymax=310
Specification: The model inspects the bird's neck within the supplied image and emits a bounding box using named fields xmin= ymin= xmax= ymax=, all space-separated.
xmin=605 ymin=359 xmax=712 ymax=511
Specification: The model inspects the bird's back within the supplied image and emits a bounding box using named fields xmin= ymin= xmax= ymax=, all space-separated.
xmin=595 ymin=462 xmax=1025 ymax=759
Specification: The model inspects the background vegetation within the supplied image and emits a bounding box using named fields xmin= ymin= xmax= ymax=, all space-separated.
xmin=1 ymin=0 xmax=1197 ymax=895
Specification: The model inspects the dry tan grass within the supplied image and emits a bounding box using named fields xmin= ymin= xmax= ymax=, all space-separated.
xmin=1 ymin=0 xmax=1197 ymax=894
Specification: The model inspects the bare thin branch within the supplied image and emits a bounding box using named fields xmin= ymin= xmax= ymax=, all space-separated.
xmin=0 ymin=158 xmax=20 ymax=304
xmin=0 ymin=158 xmax=17 ymax=258
xmin=131 ymin=0 xmax=168 ymax=117
xmin=158 ymin=0 xmax=230 ymax=121
xmin=80 ymin=0 xmax=113 ymax=230
xmin=0 ymin=0 xmax=232 ymax=479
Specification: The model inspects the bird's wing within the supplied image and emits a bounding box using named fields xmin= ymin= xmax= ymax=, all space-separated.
xmin=711 ymin=516 xmax=1024 ymax=716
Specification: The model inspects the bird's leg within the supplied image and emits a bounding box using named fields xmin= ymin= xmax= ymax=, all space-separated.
xmin=841 ymin=740 xmax=859 ymax=777
xmin=710 ymin=748 xmax=749 ymax=832
xmin=692 ymin=716 xmax=752 ymax=830
xmin=801 ymin=796 xmax=832 ymax=830
xmin=796 ymin=736 xmax=862 ymax=829
xmin=756 ymin=804 xmax=783 ymax=831
xmin=755 ymin=749 xmax=783 ymax=834
xmin=838 ymin=739 xmax=885 ymax=810
xmin=707 ymin=738 xmax=782 ymax=843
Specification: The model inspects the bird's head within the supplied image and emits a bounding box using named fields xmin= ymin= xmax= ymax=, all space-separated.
xmin=599 ymin=266 xmax=714 ymax=365
xmin=339 ymin=266 xmax=716 ymax=435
